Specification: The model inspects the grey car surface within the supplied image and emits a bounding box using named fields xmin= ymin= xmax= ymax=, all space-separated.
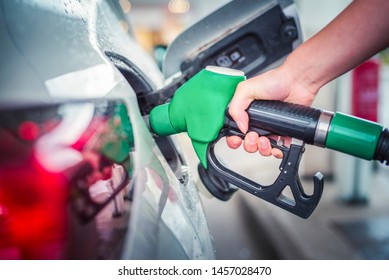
xmin=0 ymin=0 xmax=215 ymax=260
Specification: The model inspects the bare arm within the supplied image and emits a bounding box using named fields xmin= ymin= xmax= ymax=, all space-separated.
xmin=285 ymin=0 xmax=389 ymax=97
xmin=227 ymin=0 xmax=389 ymax=156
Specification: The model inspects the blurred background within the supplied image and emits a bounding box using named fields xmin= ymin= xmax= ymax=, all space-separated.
xmin=122 ymin=0 xmax=389 ymax=259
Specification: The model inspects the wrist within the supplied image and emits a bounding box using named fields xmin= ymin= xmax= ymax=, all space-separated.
xmin=277 ymin=56 xmax=320 ymax=106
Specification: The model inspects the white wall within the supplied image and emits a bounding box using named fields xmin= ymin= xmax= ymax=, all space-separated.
xmin=294 ymin=0 xmax=352 ymax=177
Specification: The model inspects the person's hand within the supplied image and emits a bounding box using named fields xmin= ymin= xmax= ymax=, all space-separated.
xmin=226 ymin=65 xmax=317 ymax=157
xmin=225 ymin=0 xmax=389 ymax=158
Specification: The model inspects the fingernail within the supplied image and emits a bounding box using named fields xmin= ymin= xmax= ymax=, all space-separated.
xmin=248 ymin=133 xmax=257 ymax=144
xmin=274 ymin=150 xmax=283 ymax=159
xmin=259 ymin=138 xmax=268 ymax=148
xmin=233 ymin=137 xmax=240 ymax=145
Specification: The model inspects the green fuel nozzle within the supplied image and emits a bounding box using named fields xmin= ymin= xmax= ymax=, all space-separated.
xmin=149 ymin=66 xmax=389 ymax=219
xmin=150 ymin=66 xmax=246 ymax=168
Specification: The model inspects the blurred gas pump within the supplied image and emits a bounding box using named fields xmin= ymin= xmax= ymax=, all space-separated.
xmin=335 ymin=58 xmax=380 ymax=203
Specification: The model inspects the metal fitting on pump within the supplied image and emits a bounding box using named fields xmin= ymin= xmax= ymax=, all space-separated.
xmin=314 ymin=110 xmax=334 ymax=147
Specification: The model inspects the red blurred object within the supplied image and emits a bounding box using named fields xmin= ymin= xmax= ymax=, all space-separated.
xmin=0 ymin=100 xmax=133 ymax=259
xmin=352 ymin=59 xmax=380 ymax=122
xmin=0 ymin=154 xmax=69 ymax=259
xmin=18 ymin=121 xmax=40 ymax=141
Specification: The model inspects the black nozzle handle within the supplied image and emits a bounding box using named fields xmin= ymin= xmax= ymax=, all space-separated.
xmin=227 ymin=100 xmax=324 ymax=145
xmin=206 ymin=132 xmax=324 ymax=219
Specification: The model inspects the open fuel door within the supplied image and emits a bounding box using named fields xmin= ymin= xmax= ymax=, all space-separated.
xmin=163 ymin=0 xmax=302 ymax=80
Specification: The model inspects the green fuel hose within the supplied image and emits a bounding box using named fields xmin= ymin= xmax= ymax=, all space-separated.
xmin=237 ymin=99 xmax=389 ymax=165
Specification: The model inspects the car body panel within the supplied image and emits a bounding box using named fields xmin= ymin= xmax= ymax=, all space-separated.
xmin=0 ymin=0 xmax=215 ymax=259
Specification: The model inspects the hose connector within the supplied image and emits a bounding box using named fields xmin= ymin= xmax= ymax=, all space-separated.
xmin=374 ymin=128 xmax=389 ymax=165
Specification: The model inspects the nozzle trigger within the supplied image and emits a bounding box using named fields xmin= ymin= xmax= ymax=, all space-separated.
xmin=206 ymin=132 xmax=324 ymax=219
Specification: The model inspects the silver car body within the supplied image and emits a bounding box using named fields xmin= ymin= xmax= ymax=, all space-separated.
xmin=0 ymin=0 xmax=214 ymax=259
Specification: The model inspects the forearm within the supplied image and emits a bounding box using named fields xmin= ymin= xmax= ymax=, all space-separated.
xmin=283 ymin=0 xmax=389 ymax=95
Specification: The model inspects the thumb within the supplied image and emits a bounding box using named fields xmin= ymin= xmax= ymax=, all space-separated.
xmin=228 ymin=81 xmax=255 ymax=134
